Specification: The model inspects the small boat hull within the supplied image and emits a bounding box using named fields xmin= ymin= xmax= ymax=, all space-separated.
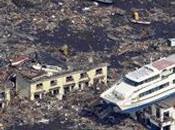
xmin=95 ymin=0 xmax=114 ymax=4
xmin=130 ymin=19 xmax=151 ymax=25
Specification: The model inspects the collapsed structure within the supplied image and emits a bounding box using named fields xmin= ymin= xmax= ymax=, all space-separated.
xmin=138 ymin=94 xmax=175 ymax=130
xmin=0 ymin=66 xmax=11 ymax=110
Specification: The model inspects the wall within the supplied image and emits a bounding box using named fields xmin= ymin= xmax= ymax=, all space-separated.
xmin=19 ymin=64 xmax=108 ymax=100
xmin=16 ymin=74 xmax=30 ymax=99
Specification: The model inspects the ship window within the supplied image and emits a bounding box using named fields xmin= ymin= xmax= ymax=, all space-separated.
xmin=124 ymin=77 xmax=140 ymax=86
xmin=139 ymin=82 xmax=169 ymax=97
xmin=143 ymin=75 xmax=160 ymax=83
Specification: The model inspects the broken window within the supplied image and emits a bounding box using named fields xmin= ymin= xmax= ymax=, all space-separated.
xmin=66 ymin=76 xmax=74 ymax=82
xmin=156 ymin=108 xmax=160 ymax=118
xmin=49 ymin=88 xmax=59 ymax=96
xmin=34 ymin=93 xmax=40 ymax=99
xmin=163 ymin=111 xmax=170 ymax=121
xmin=34 ymin=92 xmax=44 ymax=100
xmin=79 ymin=81 xmax=89 ymax=89
xmin=96 ymin=68 xmax=103 ymax=75
xmin=0 ymin=92 xmax=5 ymax=99
xmin=36 ymin=83 xmax=43 ymax=90
xmin=50 ymin=80 xmax=57 ymax=86
xmin=71 ymin=85 xmax=75 ymax=90
xmin=64 ymin=86 xmax=70 ymax=94
xmin=80 ymin=72 xmax=87 ymax=79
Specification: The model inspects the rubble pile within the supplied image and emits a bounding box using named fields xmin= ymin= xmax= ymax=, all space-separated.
xmin=1 ymin=83 xmax=145 ymax=130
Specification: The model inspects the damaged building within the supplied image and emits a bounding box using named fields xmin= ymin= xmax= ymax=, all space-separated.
xmin=16 ymin=52 xmax=108 ymax=100
xmin=137 ymin=94 xmax=175 ymax=130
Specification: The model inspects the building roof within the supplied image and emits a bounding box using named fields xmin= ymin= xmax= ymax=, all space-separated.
xmin=33 ymin=52 xmax=67 ymax=70
xmin=125 ymin=66 xmax=158 ymax=83
xmin=152 ymin=58 xmax=175 ymax=71
xmin=166 ymin=54 xmax=175 ymax=63
xmin=9 ymin=55 xmax=29 ymax=66
xmin=168 ymin=38 xmax=175 ymax=43
xmin=125 ymin=54 xmax=175 ymax=83
xmin=18 ymin=62 xmax=108 ymax=83
xmin=19 ymin=67 xmax=47 ymax=80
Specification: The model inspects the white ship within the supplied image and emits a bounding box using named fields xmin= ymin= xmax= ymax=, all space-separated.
xmin=101 ymin=54 xmax=175 ymax=112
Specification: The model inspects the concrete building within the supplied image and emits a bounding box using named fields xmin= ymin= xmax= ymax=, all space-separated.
xmin=16 ymin=62 xmax=108 ymax=100
xmin=138 ymin=95 xmax=175 ymax=130
xmin=168 ymin=38 xmax=175 ymax=47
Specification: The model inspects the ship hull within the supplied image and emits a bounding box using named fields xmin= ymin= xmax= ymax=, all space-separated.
xmin=112 ymin=90 xmax=175 ymax=113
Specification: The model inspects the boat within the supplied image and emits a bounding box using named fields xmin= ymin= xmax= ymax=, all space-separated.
xmin=101 ymin=54 xmax=175 ymax=112
xmin=38 ymin=118 xmax=50 ymax=124
xmin=130 ymin=19 xmax=151 ymax=25
xmin=94 ymin=0 xmax=114 ymax=4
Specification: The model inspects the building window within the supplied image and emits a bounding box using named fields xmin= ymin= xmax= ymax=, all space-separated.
xmin=80 ymin=72 xmax=87 ymax=79
xmin=34 ymin=93 xmax=40 ymax=99
xmin=64 ymin=86 xmax=70 ymax=94
xmin=0 ymin=92 xmax=5 ymax=99
xmin=163 ymin=112 xmax=170 ymax=121
xmin=96 ymin=68 xmax=103 ymax=75
xmin=66 ymin=76 xmax=74 ymax=82
xmin=36 ymin=83 xmax=43 ymax=90
xmin=34 ymin=92 xmax=43 ymax=99
xmin=173 ymin=79 xmax=175 ymax=84
xmin=144 ymin=75 xmax=160 ymax=83
xmin=49 ymin=88 xmax=59 ymax=96
xmin=50 ymin=80 xmax=57 ymax=86
xmin=163 ymin=125 xmax=170 ymax=130
xmin=0 ymin=103 xmax=2 ymax=108
xmin=156 ymin=108 xmax=160 ymax=118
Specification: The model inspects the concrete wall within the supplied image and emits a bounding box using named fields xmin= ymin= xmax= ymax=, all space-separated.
xmin=16 ymin=74 xmax=30 ymax=98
